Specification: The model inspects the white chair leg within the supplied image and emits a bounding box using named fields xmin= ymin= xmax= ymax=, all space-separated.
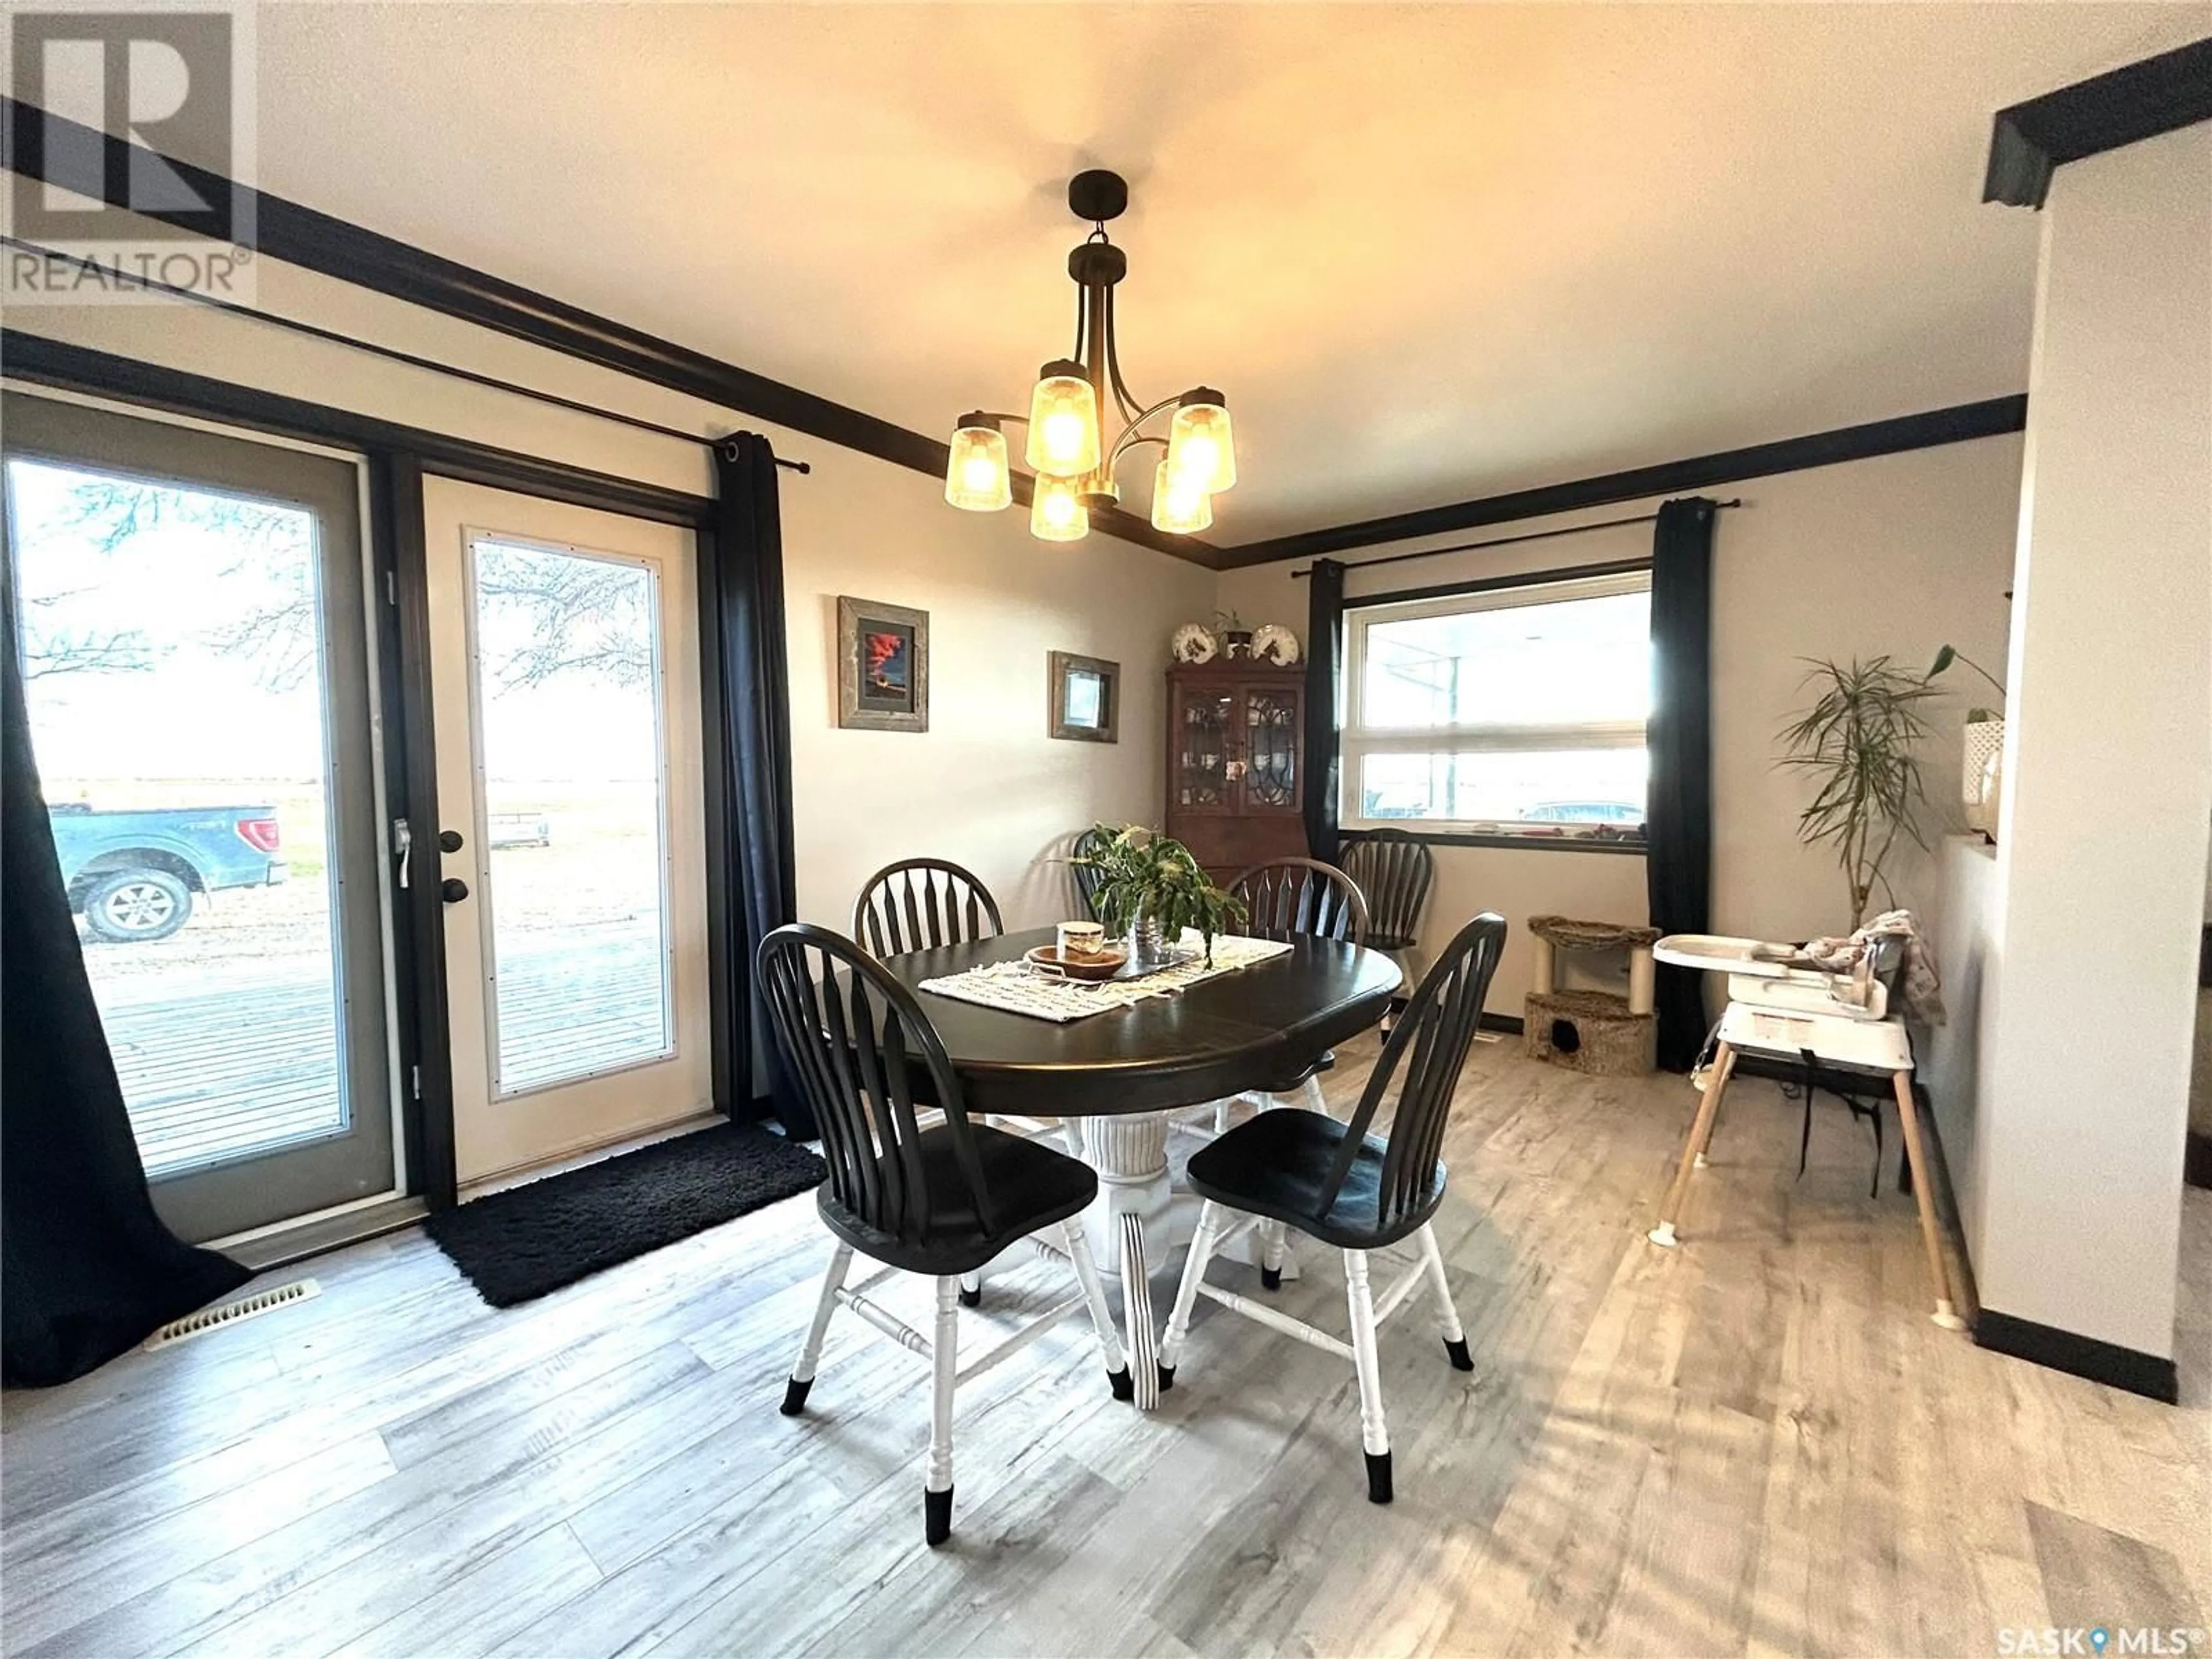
xmin=1344 ymin=1249 xmax=1393 ymax=1503
xmin=926 ymin=1275 xmax=959 ymax=1546
xmin=1259 ymin=1219 xmax=1290 ymax=1291
xmin=779 ymin=1240 xmax=853 ymax=1415
xmin=1301 ymin=1073 xmax=1328 ymax=1116
xmin=1158 ymin=1200 xmax=1224 ymax=1389
xmin=1062 ymin=1219 xmax=1135 ymax=1400
xmin=1214 ymin=1099 xmax=1234 ymax=1134
xmin=1418 ymin=1224 xmax=1474 ymax=1372
xmin=959 ymin=1270 xmax=983 ymax=1308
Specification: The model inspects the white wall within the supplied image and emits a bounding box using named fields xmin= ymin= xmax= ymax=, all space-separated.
xmin=1215 ymin=435 xmax=2025 ymax=1012
xmin=7 ymin=253 xmax=1215 ymax=937
xmin=1923 ymin=834 xmax=2005 ymax=1276
xmin=1974 ymin=123 xmax=2212 ymax=1359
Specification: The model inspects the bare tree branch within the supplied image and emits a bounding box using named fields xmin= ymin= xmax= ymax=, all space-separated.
xmin=474 ymin=545 xmax=652 ymax=690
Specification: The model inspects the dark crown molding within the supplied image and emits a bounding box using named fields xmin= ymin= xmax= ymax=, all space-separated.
xmin=1211 ymin=397 xmax=2028 ymax=570
xmin=1984 ymin=36 xmax=2212 ymax=209
xmin=1 ymin=329 xmax=718 ymax=528
xmin=0 ymin=97 xmax=1218 ymax=566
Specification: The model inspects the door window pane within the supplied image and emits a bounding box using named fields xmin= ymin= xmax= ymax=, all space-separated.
xmin=469 ymin=536 xmax=672 ymax=1094
xmin=6 ymin=457 xmax=346 ymax=1177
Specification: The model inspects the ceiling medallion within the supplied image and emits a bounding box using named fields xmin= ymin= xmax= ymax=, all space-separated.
xmin=942 ymin=169 xmax=1236 ymax=543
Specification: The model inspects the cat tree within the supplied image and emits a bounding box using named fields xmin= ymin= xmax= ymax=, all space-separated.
xmin=1524 ymin=914 xmax=1660 ymax=1075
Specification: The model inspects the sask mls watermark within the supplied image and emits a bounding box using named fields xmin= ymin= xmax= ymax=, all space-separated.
xmin=4 ymin=1 xmax=256 ymax=303
xmin=1999 ymin=1627 xmax=2207 ymax=1656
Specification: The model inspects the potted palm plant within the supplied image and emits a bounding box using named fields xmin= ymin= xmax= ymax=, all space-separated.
xmin=1072 ymin=823 xmax=1246 ymax=968
xmin=1778 ymin=656 xmax=1941 ymax=929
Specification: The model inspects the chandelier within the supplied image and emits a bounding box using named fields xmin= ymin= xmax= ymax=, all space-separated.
xmin=942 ymin=169 xmax=1236 ymax=543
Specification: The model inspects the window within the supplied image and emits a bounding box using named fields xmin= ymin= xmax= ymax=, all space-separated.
xmin=1339 ymin=570 xmax=1651 ymax=844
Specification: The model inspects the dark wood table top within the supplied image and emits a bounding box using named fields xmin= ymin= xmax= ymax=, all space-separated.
xmin=881 ymin=926 xmax=1402 ymax=1116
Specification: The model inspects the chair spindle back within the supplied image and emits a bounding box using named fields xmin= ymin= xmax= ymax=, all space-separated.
xmin=1323 ymin=912 xmax=1507 ymax=1232
xmin=1343 ymin=831 xmax=1434 ymax=951
xmin=757 ymin=922 xmax=997 ymax=1245
xmin=1229 ymin=857 xmax=1371 ymax=946
xmin=1070 ymin=827 xmax=1111 ymax=924
xmin=852 ymin=858 xmax=1004 ymax=957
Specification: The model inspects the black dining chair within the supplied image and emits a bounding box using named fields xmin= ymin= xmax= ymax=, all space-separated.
xmin=1229 ymin=856 xmax=1371 ymax=949
xmin=851 ymin=858 xmax=1003 ymax=957
xmin=760 ymin=922 xmax=1132 ymax=1548
xmin=1070 ymin=825 xmax=1110 ymax=923
xmin=1342 ymin=831 xmax=1434 ymax=1028
xmin=1206 ymin=858 xmax=1376 ymax=1172
xmin=1157 ymin=912 xmax=1508 ymax=1505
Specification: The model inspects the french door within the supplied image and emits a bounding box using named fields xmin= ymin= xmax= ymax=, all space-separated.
xmin=1 ymin=393 xmax=397 ymax=1243
xmin=419 ymin=478 xmax=712 ymax=1185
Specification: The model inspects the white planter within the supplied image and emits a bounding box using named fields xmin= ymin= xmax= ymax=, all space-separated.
xmin=1962 ymin=718 xmax=2004 ymax=836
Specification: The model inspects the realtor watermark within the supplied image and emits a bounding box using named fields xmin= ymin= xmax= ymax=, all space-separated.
xmin=4 ymin=0 xmax=256 ymax=302
xmin=1999 ymin=1627 xmax=2207 ymax=1656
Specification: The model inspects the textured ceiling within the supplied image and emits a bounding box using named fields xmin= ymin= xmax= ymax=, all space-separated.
xmin=224 ymin=5 xmax=2212 ymax=541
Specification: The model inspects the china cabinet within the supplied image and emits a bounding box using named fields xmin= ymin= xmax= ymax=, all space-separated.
xmin=1163 ymin=663 xmax=1309 ymax=882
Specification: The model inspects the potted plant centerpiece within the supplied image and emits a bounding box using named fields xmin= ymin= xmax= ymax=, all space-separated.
xmin=1073 ymin=823 xmax=1246 ymax=969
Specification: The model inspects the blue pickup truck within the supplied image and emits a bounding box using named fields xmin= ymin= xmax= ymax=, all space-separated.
xmin=48 ymin=803 xmax=288 ymax=944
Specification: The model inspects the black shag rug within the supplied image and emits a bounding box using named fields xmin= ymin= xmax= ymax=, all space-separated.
xmin=425 ymin=1123 xmax=825 ymax=1308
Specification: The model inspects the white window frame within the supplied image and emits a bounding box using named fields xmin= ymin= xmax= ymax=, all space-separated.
xmin=1338 ymin=568 xmax=1652 ymax=839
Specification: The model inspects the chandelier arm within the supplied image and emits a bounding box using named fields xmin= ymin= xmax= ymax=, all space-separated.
xmin=1104 ymin=285 xmax=1151 ymax=423
xmin=1105 ymin=395 xmax=1185 ymax=473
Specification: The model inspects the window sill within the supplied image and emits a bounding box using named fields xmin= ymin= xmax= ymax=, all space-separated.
xmin=1342 ymin=827 xmax=1647 ymax=856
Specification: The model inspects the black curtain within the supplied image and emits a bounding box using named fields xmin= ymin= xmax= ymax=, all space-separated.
xmin=1646 ymin=497 xmax=1718 ymax=1071
xmin=709 ymin=434 xmax=810 ymax=1138
xmin=1302 ymin=557 xmax=1346 ymax=865
xmin=2 ymin=615 xmax=250 ymax=1387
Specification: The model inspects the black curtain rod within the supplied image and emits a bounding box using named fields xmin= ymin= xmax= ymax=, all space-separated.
xmin=1289 ymin=499 xmax=1741 ymax=578
xmin=0 ymin=235 xmax=811 ymax=474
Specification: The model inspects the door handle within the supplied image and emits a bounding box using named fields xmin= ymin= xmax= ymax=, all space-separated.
xmin=441 ymin=877 xmax=470 ymax=904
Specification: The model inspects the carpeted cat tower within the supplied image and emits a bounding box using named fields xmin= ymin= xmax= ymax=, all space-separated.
xmin=1523 ymin=914 xmax=1660 ymax=1075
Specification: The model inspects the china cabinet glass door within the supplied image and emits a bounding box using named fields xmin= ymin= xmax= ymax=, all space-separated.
xmin=1174 ymin=682 xmax=1236 ymax=813
xmin=1241 ymin=682 xmax=1302 ymax=813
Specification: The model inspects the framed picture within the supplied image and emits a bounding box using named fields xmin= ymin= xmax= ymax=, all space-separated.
xmin=1048 ymin=651 xmax=1119 ymax=744
xmin=838 ymin=596 xmax=929 ymax=733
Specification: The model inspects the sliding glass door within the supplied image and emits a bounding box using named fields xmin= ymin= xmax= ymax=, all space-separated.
xmin=1 ymin=394 xmax=396 ymax=1243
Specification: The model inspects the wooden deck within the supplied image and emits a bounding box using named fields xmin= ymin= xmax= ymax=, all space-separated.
xmin=101 ymin=929 xmax=667 ymax=1179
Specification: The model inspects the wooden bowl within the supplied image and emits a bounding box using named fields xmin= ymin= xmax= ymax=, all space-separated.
xmin=1025 ymin=943 xmax=1127 ymax=983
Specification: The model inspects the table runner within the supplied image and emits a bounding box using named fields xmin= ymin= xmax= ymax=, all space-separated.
xmin=918 ymin=933 xmax=1293 ymax=1022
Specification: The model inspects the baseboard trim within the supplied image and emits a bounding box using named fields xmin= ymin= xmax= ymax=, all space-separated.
xmin=1974 ymin=1310 xmax=2179 ymax=1403
xmin=2186 ymin=1130 xmax=2212 ymax=1192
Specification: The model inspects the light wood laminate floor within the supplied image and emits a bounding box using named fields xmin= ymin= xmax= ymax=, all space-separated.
xmin=5 ymin=1037 xmax=2207 ymax=1658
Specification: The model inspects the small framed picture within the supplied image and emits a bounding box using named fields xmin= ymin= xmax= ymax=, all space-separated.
xmin=1048 ymin=651 xmax=1119 ymax=744
xmin=838 ymin=596 xmax=929 ymax=733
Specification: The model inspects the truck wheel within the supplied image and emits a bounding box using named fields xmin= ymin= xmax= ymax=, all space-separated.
xmin=81 ymin=869 xmax=194 ymax=944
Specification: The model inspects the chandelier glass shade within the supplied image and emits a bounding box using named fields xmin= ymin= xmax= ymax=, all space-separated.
xmin=1149 ymin=456 xmax=1212 ymax=535
xmin=943 ymin=170 xmax=1235 ymax=543
xmin=1029 ymin=474 xmax=1090 ymax=541
xmin=1025 ymin=363 xmax=1101 ymax=477
xmin=943 ymin=417 xmax=1013 ymax=512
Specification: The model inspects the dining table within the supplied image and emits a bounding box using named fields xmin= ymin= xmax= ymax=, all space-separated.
xmin=881 ymin=925 xmax=1402 ymax=1408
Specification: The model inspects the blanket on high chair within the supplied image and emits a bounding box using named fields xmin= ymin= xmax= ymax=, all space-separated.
xmin=1800 ymin=908 xmax=1946 ymax=1027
